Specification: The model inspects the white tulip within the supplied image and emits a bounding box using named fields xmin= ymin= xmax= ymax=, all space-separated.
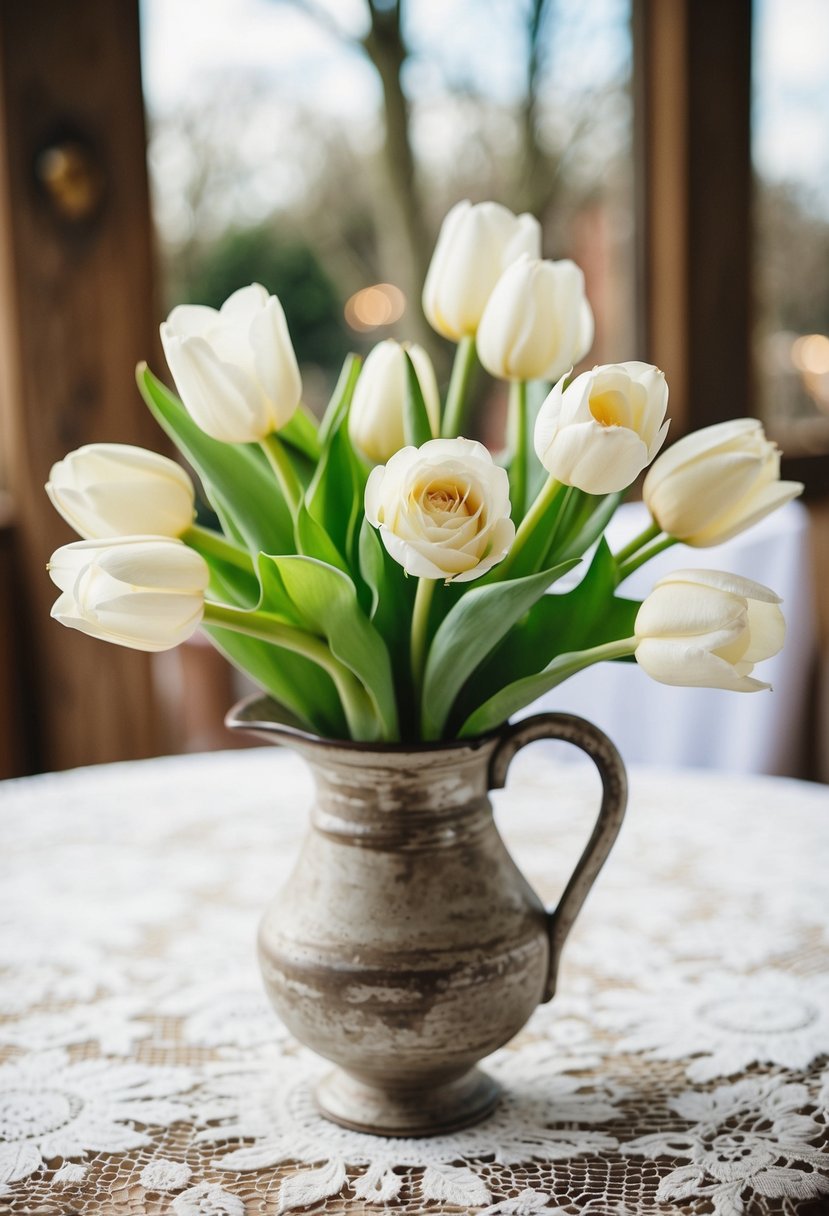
xmin=348 ymin=340 xmax=440 ymax=464
xmin=49 ymin=536 xmax=209 ymax=652
xmin=422 ymin=200 xmax=541 ymax=341
xmin=642 ymin=418 xmax=804 ymax=546
xmin=634 ymin=569 xmax=785 ymax=692
xmin=160 ymin=283 xmax=302 ymax=443
xmin=46 ymin=444 xmax=195 ymax=540
xmin=365 ymin=437 xmax=515 ymax=582
xmin=534 ymin=361 xmax=670 ymax=494
xmin=477 ymin=256 xmax=594 ymax=382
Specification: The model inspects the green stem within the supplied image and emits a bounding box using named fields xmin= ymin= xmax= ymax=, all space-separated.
xmin=539 ymin=636 xmax=638 ymax=684
xmin=613 ymin=519 xmax=661 ymax=565
xmin=410 ymin=577 xmax=436 ymax=701
xmin=508 ymin=379 xmax=528 ymax=523
xmin=182 ymin=525 xmax=252 ymax=572
xmin=203 ymin=601 xmax=368 ymax=732
xmin=441 ymin=335 xmax=477 ymax=437
xmin=260 ymin=432 xmax=302 ymax=515
xmin=617 ymin=535 xmax=677 ymax=582
xmin=496 ymin=474 xmax=563 ymax=580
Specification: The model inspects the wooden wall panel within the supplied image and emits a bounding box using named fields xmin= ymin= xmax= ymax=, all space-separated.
xmin=0 ymin=0 xmax=161 ymax=771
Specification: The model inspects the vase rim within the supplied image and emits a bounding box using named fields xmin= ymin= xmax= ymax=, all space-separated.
xmin=225 ymin=694 xmax=502 ymax=757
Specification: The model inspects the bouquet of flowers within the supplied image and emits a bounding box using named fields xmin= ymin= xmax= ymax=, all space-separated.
xmin=46 ymin=201 xmax=803 ymax=743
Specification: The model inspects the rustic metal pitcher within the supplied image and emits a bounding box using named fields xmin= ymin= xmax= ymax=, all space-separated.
xmin=227 ymin=696 xmax=627 ymax=1137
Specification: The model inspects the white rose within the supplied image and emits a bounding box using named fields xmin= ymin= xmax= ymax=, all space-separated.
xmin=634 ymin=568 xmax=785 ymax=692
xmin=49 ymin=537 xmax=209 ymax=652
xmin=422 ymin=200 xmax=541 ymax=341
xmin=534 ymin=361 xmax=670 ymax=494
xmin=46 ymin=444 xmax=195 ymax=539
xmin=476 ymin=256 xmax=594 ymax=382
xmin=364 ymin=437 xmax=515 ymax=582
xmin=160 ymin=283 xmax=301 ymax=443
xmin=642 ymin=418 xmax=804 ymax=546
xmin=348 ymin=340 xmax=440 ymax=464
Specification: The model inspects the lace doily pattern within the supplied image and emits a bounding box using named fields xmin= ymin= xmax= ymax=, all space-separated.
xmin=1 ymin=749 xmax=827 ymax=1214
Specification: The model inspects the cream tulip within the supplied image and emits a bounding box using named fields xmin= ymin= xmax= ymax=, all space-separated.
xmin=49 ymin=536 xmax=209 ymax=652
xmin=160 ymin=283 xmax=302 ymax=443
xmin=422 ymin=200 xmax=541 ymax=341
xmin=477 ymin=256 xmax=594 ymax=382
xmin=534 ymin=361 xmax=670 ymax=494
xmin=46 ymin=444 xmax=195 ymax=540
xmin=634 ymin=569 xmax=785 ymax=692
xmin=365 ymin=437 xmax=515 ymax=582
xmin=348 ymin=340 xmax=440 ymax=464
xmin=642 ymin=418 xmax=804 ymax=546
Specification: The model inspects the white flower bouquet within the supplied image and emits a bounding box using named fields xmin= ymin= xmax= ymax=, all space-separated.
xmin=47 ymin=201 xmax=803 ymax=743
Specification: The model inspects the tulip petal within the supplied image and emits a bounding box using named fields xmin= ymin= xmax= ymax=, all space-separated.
xmin=635 ymin=582 xmax=747 ymax=640
xmin=219 ymin=283 xmax=270 ymax=324
xmin=546 ymin=420 xmax=650 ymax=494
xmin=162 ymin=333 xmax=268 ymax=443
xmin=654 ymin=568 xmax=782 ymax=604
xmin=250 ymin=296 xmax=302 ymax=430
xmin=689 ymin=480 xmax=804 ymax=547
xmin=635 ymin=638 xmax=771 ymax=692
xmin=165 ymin=304 xmax=219 ymax=340
xmin=642 ymin=418 xmax=763 ymax=493
xmin=742 ymin=599 xmax=786 ymax=662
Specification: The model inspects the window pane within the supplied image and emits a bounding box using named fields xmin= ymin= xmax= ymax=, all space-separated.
xmin=140 ymin=0 xmax=634 ymax=416
xmin=753 ymin=0 xmax=829 ymax=456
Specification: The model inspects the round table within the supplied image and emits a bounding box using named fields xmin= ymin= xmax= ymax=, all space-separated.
xmin=1 ymin=748 xmax=828 ymax=1215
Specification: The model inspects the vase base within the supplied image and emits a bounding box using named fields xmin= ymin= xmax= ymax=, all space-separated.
xmin=315 ymin=1066 xmax=501 ymax=1137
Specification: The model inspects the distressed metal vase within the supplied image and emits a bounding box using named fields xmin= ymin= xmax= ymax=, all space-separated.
xmin=226 ymin=696 xmax=627 ymax=1137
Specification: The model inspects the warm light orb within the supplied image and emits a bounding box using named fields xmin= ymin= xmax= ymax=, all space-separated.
xmin=344 ymin=283 xmax=406 ymax=332
xmin=791 ymin=333 xmax=829 ymax=376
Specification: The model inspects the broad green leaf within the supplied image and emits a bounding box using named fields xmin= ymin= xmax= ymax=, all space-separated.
xmin=201 ymin=551 xmax=260 ymax=610
xmin=421 ymin=560 xmax=578 ymax=740
xmin=137 ymin=365 xmax=293 ymax=556
xmin=358 ymin=517 xmax=414 ymax=632
xmin=318 ymin=353 xmax=362 ymax=447
xmin=306 ymin=423 xmax=366 ymax=570
xmin=554 ymin=491 xmax=624 ymax=564
xmin=403 ymin=351 xmax=434 ymax=447
xmin=280 ymin=403 xmax=321 ymax=461
xmin=203 ymin=624 xmax=346 ymax=738
xmin=451 ymin=540 xmax=639 ymax=735
xmin=458 ymin=650 xmax=595 ymax=737
xmin=295 ymin=504 xmax=349 ymax=574
xmin=264 ymin=554 xmax=399 ymax=742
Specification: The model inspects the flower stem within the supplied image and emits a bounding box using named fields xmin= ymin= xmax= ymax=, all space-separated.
xmin=617 ymin=535 xmax=677 ymax=582
xmin=182 ymin=524 xmax=252 ymax=572
xmin=441 ymin=335 xmax=477 ymax=437
xmin=495 ymin=474 xmax=563 ymax=580
xmin=613 ymin=519 xmax=661 ymax=565
xmin=539 ymin=636 xmax=639 ymax=684
xmin=203 ymin=602 xmax=370 ymax=736
xmin=260 ymin=432 xmax=302 ymax=515
xmin=508 ymin=379 xmax=528 ymax=523
xmin=410 ymin=577 xmax=436 ymax=701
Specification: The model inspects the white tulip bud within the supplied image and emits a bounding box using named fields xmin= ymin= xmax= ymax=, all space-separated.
xmin=422 ymin=200 xmax=541 ymax=341
xmin=46 ymin=444 xmax=195 ymax=540
xmin=49 ymin=537 xmax=209 ymax=652
xmin=534 ymin=361 xmax=670 ymax=494
xmin=348 ymin=340 xmax=440 ymax=464
xmin=160 ymin=284 xmax=302 ymax=443
xmin=634 ymin=569 xmax=785 ymax=692
xmin=477 ymin=256 xmax=594 ymax=382
xmin=365 ymin=437 xmax=515 ymax=582
xmin=643 ymin=418 xmax=804 ymax=546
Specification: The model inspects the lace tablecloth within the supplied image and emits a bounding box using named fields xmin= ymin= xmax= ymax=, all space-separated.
xmin=1 ymin=747 xmax=828 ymax=1215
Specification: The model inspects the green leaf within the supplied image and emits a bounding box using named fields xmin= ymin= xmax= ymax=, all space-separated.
xmin=203 ymin=624 xmax=346 ymax=738
xmin=306 ymin=423 xmax=366 ymax=570
xmin=458 ymin=651 xmax=591 ymax=737
xmin=280 ymin=403 xmax=321 ymax=461
xmin=137 ymin=364 xmax=293 ymax=556
xmin=263 ymin=554 xmax=399 ymax=742
xmin=554 ymin=491 xmax=624 ymax=563
xmin=421 ymin=559 xmax=579 ymax=740
xmin=403 ymin=351 xmax=434 ymax=447
xmin=452 ymin=539 xmax=640 ymax=735
xmin=295 ymin=503 xmax=349 ymax=574
xmin=318 ymin=353 xmax=362 ymax=447
xmin=495 ymin=481 xmax=569 ymax=581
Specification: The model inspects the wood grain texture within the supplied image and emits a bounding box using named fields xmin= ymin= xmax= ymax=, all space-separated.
xmin=0 ymin=0 xmax=161 ymax=771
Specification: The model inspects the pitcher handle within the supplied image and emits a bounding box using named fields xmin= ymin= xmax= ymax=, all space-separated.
xmin=488 ymin=712 xmax=627 ymax=1003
